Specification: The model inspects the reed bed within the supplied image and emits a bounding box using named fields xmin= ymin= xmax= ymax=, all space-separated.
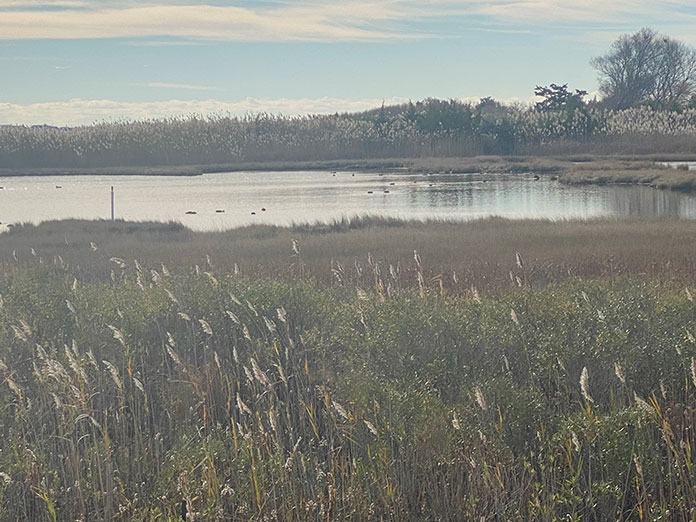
xmin=4 ymin=103 xmax=696 ymax=171
xmin=3 ymin=237 xmax=696 ymax=519
xmin=4 ymin=217 xmax=696 ymax=294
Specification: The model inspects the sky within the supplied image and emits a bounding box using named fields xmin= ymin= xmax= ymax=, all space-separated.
xmin=2 ymin=0 xmax=696 ymax=126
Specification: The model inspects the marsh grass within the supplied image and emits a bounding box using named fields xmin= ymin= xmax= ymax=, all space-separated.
xmin=4 ymin=217 xmax=696 ymax=294
xmin=556 ymin=160 xmax=696 ymax=190
xmin=2 ymin=239 xmax=696 ymax=519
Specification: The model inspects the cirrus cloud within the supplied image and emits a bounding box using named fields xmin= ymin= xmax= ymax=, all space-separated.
xmin=0 ymin=0 xmax=694 ymax=42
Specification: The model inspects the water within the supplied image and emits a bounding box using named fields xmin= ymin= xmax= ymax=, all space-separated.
xmin=659 ymin=161 xmax=696 ymax=171
xmin=2 ymin=170 xmax=696 ymax=231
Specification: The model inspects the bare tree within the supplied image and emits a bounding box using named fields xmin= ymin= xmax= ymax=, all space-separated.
xmin=591 ymin=28 xmax=696 ymax=110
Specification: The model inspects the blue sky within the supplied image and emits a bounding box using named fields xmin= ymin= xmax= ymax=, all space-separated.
xmin=2 ymin=0 xmax=696 ymax=125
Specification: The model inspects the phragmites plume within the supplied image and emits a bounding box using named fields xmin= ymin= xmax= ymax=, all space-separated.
xmin=580 ymin=367 xmax=594 ymax=403
xmin=236 ymin=393 xmax=252 ymax=416
xmin=291 ymin=239 xmax=301 ymax=256
xmin=102 ymin=360 xmax=123 ymax=391
xmin=110 ymin=257 xmax=126 ymax=269
xmin=65 ymin=299 xmax=77 ymax=315
xmin=634 ymin=455 xmax=643 ymax=476
xmin=6 ymin=376 xmax=22 ymax=401
xmin=89 ymin=242 xmax=98 ymax=252
xmin=451 ymin=412 xmax=462 ymax=431
xmin=691 ymin=358 xmax=696 ymax=388
xmin=687 ymin=287 xmax=694 ymax=302
xmin=471 ymin=286 xmax=481 ymax=303
xmin=634 ymin=392 xmax=653 ymax=414
xmin=614 ymin=362 xmax=626 ymax=385
xmin=515 ymin=251 xmax=524 ymax=269
xmin=474 ymin=386 xmax=488 ymax=410
xmin=251 ymin=358 xmax=271 ymax=387
xmin=205 ymin=272 xmax=218 ymax=287
xmin=242 ymin=325 xmax=252 ymax=342
xmin=364 ymin=419 xmax=378 ymax=436
xmin=166 ymin=345 xmax=184 ymax=368
xmin=687 ymin=329 xmax=695 ymax=344
xmin=284 ymin=437 xmax=302 ymax=471
xmin=243 ymin=365 xmax=254 ymax=384
xmin=133 ymin=376 xmax=145 ymax=394
xmin=510 ymin=308 xmax=520 ymax=327
xmin=332 ymin=400 xmax=349 ymax=421
xmin=199 ymin=319 xmax=213 ymax=336
xmin=164 ymin=288 xmax=179 ymax=306
xmin=107 ymin=325 xmax=127 ymax=347
xmin=263 ymin=316 xmax=277 ymax=334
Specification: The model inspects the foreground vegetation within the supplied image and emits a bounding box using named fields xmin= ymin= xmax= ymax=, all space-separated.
xmin=2 ymin=219 xmax=696 ymax=520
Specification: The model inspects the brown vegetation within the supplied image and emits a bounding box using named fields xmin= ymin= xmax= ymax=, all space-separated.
xmin=4 ymin=217 xmax=696 ymax=294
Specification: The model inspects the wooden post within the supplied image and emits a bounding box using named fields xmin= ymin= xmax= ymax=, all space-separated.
xmin=110 ymin=186 xmax=115 ymax=221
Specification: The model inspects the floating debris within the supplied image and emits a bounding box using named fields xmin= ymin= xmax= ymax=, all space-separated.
xmin=185 ymin=211 xmax=197 ymax=215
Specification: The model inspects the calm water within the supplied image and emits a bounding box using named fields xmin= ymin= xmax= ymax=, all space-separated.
xmin=659 ymin=161 xmax=696 ymax=171
xmin=2 ymin=170 xmax=696 ymax=231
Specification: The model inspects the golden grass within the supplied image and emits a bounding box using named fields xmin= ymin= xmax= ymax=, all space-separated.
xmin=4 ymin=217 xmax=696 ymax=294
xmin=559 ymin=160 xmax=696 ymax=190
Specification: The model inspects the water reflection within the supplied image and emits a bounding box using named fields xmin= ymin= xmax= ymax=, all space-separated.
xmin=658 ymin=161 xmax=696 ymax=171
xmin=1 ymin=171 xmax=696 ymax=231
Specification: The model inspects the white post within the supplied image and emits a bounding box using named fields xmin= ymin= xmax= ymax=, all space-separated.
xmin=111 ymin=186 xmax=115 ymax=220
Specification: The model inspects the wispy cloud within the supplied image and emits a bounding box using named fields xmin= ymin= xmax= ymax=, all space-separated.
xmin=1 ymin=0 xmax=694 ymax=42
xmin=143 ymin=82 xmax=222 ymax=92
xmin=0 ymin=96 xmax=414 ymax=126
xmin=0 ymin=2 xmax=413 ymax=41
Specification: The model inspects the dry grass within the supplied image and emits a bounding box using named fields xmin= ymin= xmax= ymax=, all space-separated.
xmin=4 ymin=217 xmax=696 ymax=294
xmin=5 ymin=218 xmax=696 ymax=519
xmin=559 ymin=160 xmax=696 ymax=190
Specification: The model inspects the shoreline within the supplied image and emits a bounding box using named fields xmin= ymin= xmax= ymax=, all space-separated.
xmin=1 ymin=155 xmax=695 ymax=191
